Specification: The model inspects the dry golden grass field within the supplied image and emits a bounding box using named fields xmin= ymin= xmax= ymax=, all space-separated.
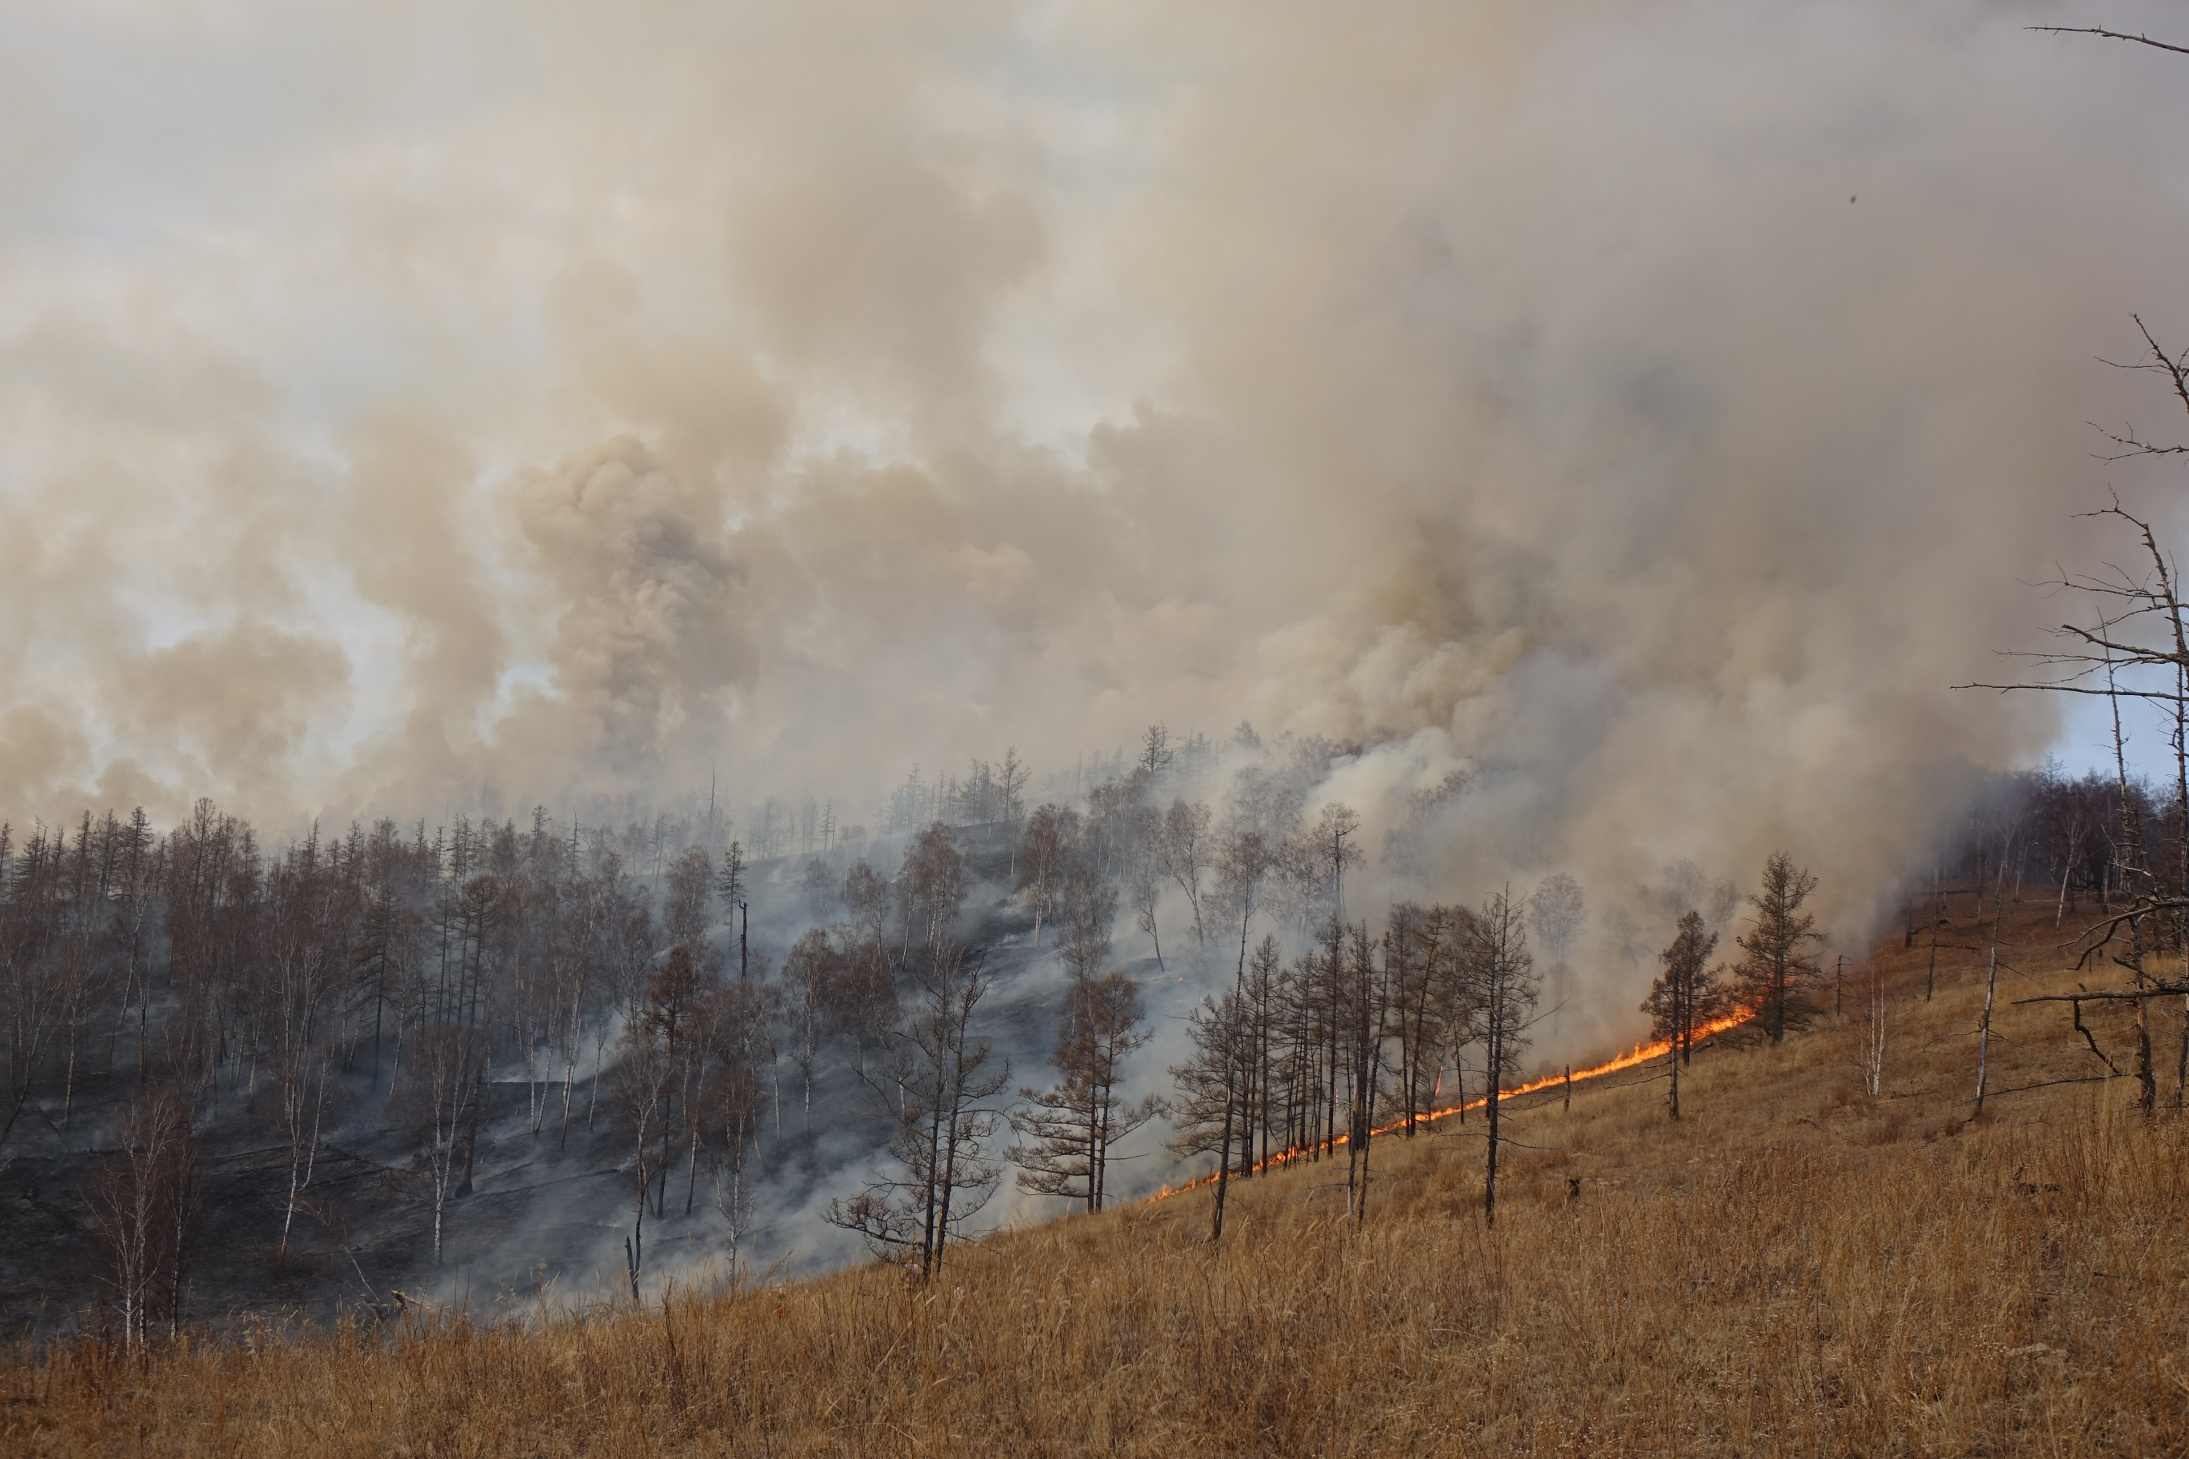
xmin=8 ymin=896 xmax=2189 ymax=1457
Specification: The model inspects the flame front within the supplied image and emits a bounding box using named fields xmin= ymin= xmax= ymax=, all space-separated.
xmin=1148 ymin=1009 xmax=1753 ymax=1202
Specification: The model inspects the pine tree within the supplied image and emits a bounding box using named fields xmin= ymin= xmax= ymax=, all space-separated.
xmin=1735 ymin=852 xmax=1823 ymax=1043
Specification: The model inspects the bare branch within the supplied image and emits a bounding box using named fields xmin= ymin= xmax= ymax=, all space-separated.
xmin=1955 ymin=681 xmax=2185 ymax=702
xmin=2013 ymin=986 xmax=2189 ymax=1005
xmin=2029 ymin=26 xmax=2189 ymax=59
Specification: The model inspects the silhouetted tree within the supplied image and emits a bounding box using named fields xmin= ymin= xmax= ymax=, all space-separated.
xmin=1735 ymin=853 xmax=1823 ymax=1043
xmin=1642 ymin=910 xmax=1724 ymax=1118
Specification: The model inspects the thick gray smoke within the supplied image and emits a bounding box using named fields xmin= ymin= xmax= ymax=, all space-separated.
xmin=5 ymin=1 xmax=2188 ymax=1009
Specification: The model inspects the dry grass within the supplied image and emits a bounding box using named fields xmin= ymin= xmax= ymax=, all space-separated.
xmin=8 ymin=901 xmax=2189 ymax=1456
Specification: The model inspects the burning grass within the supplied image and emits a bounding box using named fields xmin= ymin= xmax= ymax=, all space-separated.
xmin=7 ymin=902 xmax=2188 ymax=1456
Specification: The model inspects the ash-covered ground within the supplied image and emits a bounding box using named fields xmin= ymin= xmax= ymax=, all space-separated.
xmin=0 ymin=829 xmax=1210 ymax=1341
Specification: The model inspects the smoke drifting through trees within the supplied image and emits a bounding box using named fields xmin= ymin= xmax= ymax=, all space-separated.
xmin=15 ymin=704 xmax=2178 ymax=1331
xmin=0 ymin=0 xmax=2173 ymax=1001
xmin=0 ymin=725 xmax=1859 ymax=1324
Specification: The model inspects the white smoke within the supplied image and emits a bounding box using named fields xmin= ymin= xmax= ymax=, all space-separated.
xmin=4 ymin=0 xmax=2187 ymax=1025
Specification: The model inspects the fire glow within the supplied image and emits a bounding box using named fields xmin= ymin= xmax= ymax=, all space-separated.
xmin=1148 ymin=1008 xmax=1754 ymax=1202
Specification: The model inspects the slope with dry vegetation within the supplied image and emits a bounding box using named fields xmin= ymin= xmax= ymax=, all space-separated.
xmin=7 ymin=894 xmax=2187 ymax=1457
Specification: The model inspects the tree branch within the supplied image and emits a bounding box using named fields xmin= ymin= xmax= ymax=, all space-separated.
xmin=2029 ymin=26 xmax=2189 ymax=59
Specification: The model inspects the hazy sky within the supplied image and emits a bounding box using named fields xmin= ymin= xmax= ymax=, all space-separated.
xmin=5 ymin=1 xmax=2189 ymax=939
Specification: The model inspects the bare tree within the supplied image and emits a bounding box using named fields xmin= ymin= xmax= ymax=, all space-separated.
xmin=1472 ymin=888 xmax=1537 ymax=1227
xmin=1011 ymin=970 xmax=1160 ymax=1212
xmin=392 ymin=1022 xmax=491 ymax=1266
xmin=716 ymin=840 xmax=748 ymax=981
xmin=1058 ymin=860 xmax=1117 ymax=982
xmin=1156 ymin=800 xmax=1213 ymax=945
xmin=608 ymin=1009 xmax=673 ymax=1299
xmin=1191 ymin=823 xmax=1281 ymax=1241
xmin=1343 ymin=922 xmax=1396 ymax=1222
xmin=84 ymin=1088 xmax=201 ymax=1350
xmin=1529 ymin=872 xmax=1586 ymax=965
xmin=0 ymin=827 xmax=62 ymax=1154
xmin=898 ymin=823 xmax=968 ymax=967
xmin=664 ymin=846 xmax=714 ymax=952
xmin=1527 ymin=871 xmax=1584 ymax=1041
xmin=1166 ymin=991 xmax=1245 ymax=1180
xmin=779 ymin=928 xmax=834 ymax=1130
xmin=801 ymin=859 xmax=836 ymax=923
xmin=1139 ymin=724 xmax=1174 ymax=780
xmin=1313 ymin=802 xmax=1362 ymax=921
xmin=826 ymin=944 xmax=1010 ymax=1280
xmin=690 ymin=1017 xmax=766 ymax=1280
xmin=1130 ymin=866 xmax=1165 ymax=971
xmin=1015 ymin=806 xmax=1078 ymax=946
xmin=998 ymin=749 xmax=1029 ymax=856
xmin=260 ymin=841 xmax=355 ymax=1264
xmin=1858 ymin=960 xmax=1888 ymax=1099
xmin=842 ymin=860 xmax=890 ymax=950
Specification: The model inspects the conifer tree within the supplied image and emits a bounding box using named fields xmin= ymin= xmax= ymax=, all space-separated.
xmin=1735 ymin=853 xmax=1823 ymax=1043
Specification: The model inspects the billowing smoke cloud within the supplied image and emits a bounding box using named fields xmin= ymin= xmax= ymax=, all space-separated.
xmin=5 ymin=1 xmax=2188 ymax=1028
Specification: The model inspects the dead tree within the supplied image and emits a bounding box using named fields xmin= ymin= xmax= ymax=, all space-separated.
xmin=1011 ymin=969 xmax=1161 ymax=1211
xmin=715 ymin=840 xmax=747 ymax=980
xmin=826 ymin=944 xmax=1009 ymax=1280
xmin=1014 ymin=807 xmax=1078 ymax=948
xmin=1472 ymin=888 xmax=1538 ymax=1227
xmin=1528 ymin=873 xmax=1585 ymax=1042
xmin=1859 ymin=960 xmax=1888 ymax=1098
xmin=84 ymin=1088 xmax=201 ymax=1350
xmin=1200 ymin=824 xmax=1278 ymax=1240
xmin=393 ymin=1022 xmax=491 ymax=1267
xmin=1962 ymin=489 xmax=2189 ymax=1115
xmin=1157 ymin=800 xmax=1213 ymax=946
xmin=1344 ymin=922 xmax=1395 ymax=1223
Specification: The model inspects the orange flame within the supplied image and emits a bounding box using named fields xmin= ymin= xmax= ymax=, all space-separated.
xmin=1148 ymin=1009 xmax=1751 ymax=1202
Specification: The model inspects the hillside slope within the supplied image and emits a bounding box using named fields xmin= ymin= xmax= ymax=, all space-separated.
xmin=8 ymin=896 xmax=2187 ymax=1456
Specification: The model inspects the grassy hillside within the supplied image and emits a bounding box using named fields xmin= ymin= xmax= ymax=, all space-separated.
xmin=7 ymin=896 xmax=2187 ymax=1456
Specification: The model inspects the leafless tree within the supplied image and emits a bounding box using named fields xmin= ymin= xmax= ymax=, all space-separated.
xmin=1472 ymin=888 xmax=1537 ymax=1228
xmin=1188 ymin=822 xmax=1282 ymax=1240
xmin=609 ymin=1007 xmax=673 ymax=1299
xmin=779 ymin=929 xmax=834 ymax=1130
xmin=998 ymin=748 xmax=1029 ymax=852
xmin=1015 ymin=805 xmax=1078 ymax=947
xmin=1011 ymin=970 xmax=1160 ymax=1211
xmin=716 ymin=839 xmax=748 ymax=980
xmin=801 ymin=859 xmax=836 ymax=924
xmin=84 ymin=1088 xmax=200 ymax=1350
xmin=898 ymin=823 xmax=968 ymax=966
xmin=393 ymin=1022 xmax=491 ymax=1266
xmin=1313 ymin=802 xmax=1362 ymax=921
xmin=1058 ymin=860 xmax=1117 ymax=982
xmin=1156 ymin=799 xmax=1213 ymax=946
xmin=1857 ymin=961 xmax=1888 ymax=1099
xmin=1130 ymin=866 xmax=1165 ymax=971
xmin=842 ymin=860 xmax=889 ymax=950
xmin=826 ymin=943 xmax=1010 ymax=1280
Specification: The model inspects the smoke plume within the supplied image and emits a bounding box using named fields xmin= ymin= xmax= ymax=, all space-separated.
xmin=5 ymin=0 xmax=2188 ymax=1022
